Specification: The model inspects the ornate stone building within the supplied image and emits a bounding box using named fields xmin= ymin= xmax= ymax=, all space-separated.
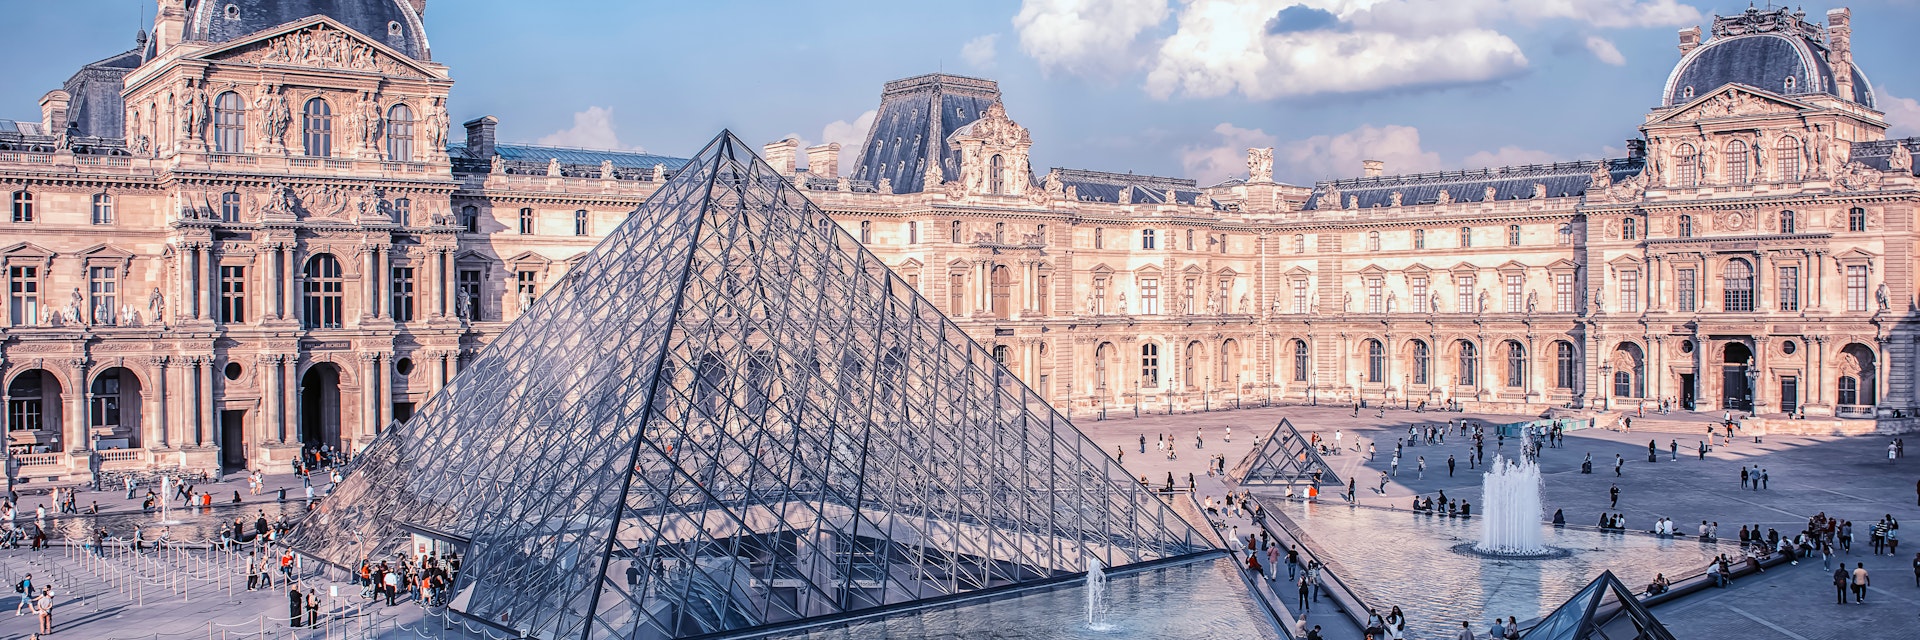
xmin=2 ymin=3 xmax=1914 ymax=479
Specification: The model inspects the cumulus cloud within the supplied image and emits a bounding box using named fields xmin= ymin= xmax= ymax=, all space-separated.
xmin=1280 ymin=124 xmax=1444 ymax=181
xmin=535 ymin=106 xmax=640 ymax=151
xmin=1878 ymin=86 xmax=1920 ymax=138
xmin=1584 ymin=35 xmax=1626 ymax=65
xmin=815 ymin=110 xmax=879 ymax=174
xmin=1016 ymin=0 xmax=1699 ymax=99
xmin=1179 ymin=123 xmax=1278 ymax=184
xmin=961 ymin=34 xmax=999 ymax=69
xmin=1463 ymin=145 xmax=1562 ymax=168
xmin=1013 ymin=0 xmax=1170 ymax=75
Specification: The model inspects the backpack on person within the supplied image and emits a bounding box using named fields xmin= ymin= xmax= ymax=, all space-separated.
xmin=13 ymin=580 xmax=23 ymax=593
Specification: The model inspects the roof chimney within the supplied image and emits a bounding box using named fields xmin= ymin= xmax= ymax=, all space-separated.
xmin=1362 ymin=159 xmax=1383 ymax=178
xmin=1677 ymin=26 xmax=1702 ymax=54
xmin=462 ymin=116 xmax=497 ymax=160
xmin=406 ymin=0 xmax=427 ymax=17
xmin=805 ymin=143 xmax=841 ymax=179
xmin=39 ymin=90 xmax=70 ymax=137
xmin=1826 ymin=8 xmax=1855 ymax=101
xmin=763 ymin=138 xmax=799 ymax=175
xmin=1627 ymin=139 xmax=1647 ymax=159
xmin=152 ymin=0 xmax=188 ymax=53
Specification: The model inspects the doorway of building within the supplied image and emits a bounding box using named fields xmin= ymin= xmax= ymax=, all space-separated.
xmin=1721 ymin=343 xmax=1753 ymax=411
xmin=1780 ymin=376 xmax=1799 ymax=415
xmin=392 ymin=402 xmax=415 ymax=427
xmin=299 ymin=364 xmax=342 ymax=452
xmin=1679 ymin=373 xmax=1695 ymax=410
xmin=220 ymin=410 xmax=248 ymax=470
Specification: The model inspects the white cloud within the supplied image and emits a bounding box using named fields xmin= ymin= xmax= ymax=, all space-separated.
xmin=816 ymin=110 xmax=878 ymax=174
xmin=1179 ymin=123 xmax=1278 ymax=184
xmin=1015 ymin=0 xmax=1699 ymax=99
xmin=1280 ymin=123 xmax=1443 ymax=182
xmin=961 ymin=34 xmax=999 ymax=69
xmin=1878 ymin=86 xmax=1920 ymax=138
xmin=1584 ymin=35 xmax=1626 ymax=66
xmin=1013 ymin=0 xmax=1170 ymax=75
xmin=535 ymin=106 xmax=640 ymax=151
xmin=1463 ymin=145 xmax=1561 ymax=168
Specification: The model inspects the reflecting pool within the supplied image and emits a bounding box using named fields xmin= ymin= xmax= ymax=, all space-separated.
xmin=1271 ymin=501 xmax=1729 ymax=639
xmin=762 ymin=556 xmax=1276 ymax=639
xmin=23 ymin=499 xmax=308 ymax=543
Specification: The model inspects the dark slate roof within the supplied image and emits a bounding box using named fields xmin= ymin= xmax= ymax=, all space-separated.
xmin=0 ymin=120 xmax=45 ymax=136
xmin=1848 ymin=138 xmax=1920 ymax=175
xmin=1663 ymin=9 xmax=1873 ymax=107
xmin=62 ymin=48 xmax=143 ymax=139
xmin=849 ymin=74 xmax=1001 ymax=194
xmin=1052 ymin=168 xmax=1211 ymax=206
xmin=1301 ymin=159 xmax=1646 ymax=211
xmin=184 ymin=0 xmax=428 ymax=61
xmin=446 ymin=142 xmax=690 ymax=174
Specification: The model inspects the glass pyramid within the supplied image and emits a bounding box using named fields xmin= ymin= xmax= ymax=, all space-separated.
xmin=1227 ymin=418 xmax=1342 ymax=487
xmin=1523 ymin=571 xmax=1676 ymax=640
xmin=287 ymin=132 xmax=1210 ymax=640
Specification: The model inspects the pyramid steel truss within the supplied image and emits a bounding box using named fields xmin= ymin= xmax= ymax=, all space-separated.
xmin=1522 ymin=571 xmax=1676 ymax=640
xmin=287 ymin=132 xmax=1209 ymax=640
xmin=1227 ymin=419 xmax=1341 ymax=487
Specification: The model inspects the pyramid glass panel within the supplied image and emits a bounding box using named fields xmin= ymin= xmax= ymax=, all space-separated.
xmin=1227 ymin=418 xmax=1342 ymax=487
xmin=288 ymin=132 xmax=1209 ymax=640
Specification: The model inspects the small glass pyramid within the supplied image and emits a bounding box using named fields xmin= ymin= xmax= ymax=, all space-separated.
xmin=1228 ymin=418 xmax=1342 ymax=487
xmin=288 ymin=132 xmax=1209 ymax=639
xmin=1523 ymin=570 xmax=1676 ymax=640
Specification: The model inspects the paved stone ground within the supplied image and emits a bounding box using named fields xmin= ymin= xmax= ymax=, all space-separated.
xmin=1077 ymin=403 xmax=1920 ymax=639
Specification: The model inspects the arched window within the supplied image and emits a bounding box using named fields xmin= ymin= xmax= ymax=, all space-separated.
xmin=90 ymin=193 xmax=113 ymax=225
xmin=1848 ymin=207 xmax=1866 ymax=232
xmin=1411 ymin=341 xmax=1430 ymax=385
xmin=1621 ymin=217 xmax=1636 ymax=240
xmin=1555 ymin=341 xmax=1575 ymax=389
xmin=1458 ymin=341 xmax=1479 ymax=386
xmin=302 ymin=98 xmax=333 ymax=157
xmin=1674 ymin=143 xmax=1697 ymax=186
xmin=1292 ymin=340 xmax=1309 ymax=382
xmin=9 ymin=191 xmax=31 ymax=223
xmin=1366 ymin=339 xmax=1384 ymax=383
xmin=1779 ymin=210 xmax=1796 ymax=234
xmin=1505 ymin=341 xmax=1526 ymax=388
xmin=386 ymin=103 xmax=414 ymax=162
xmin=1508 ymin=225 xmax=1522 ymax=246
xmin=574 ymin=209 xmax=589 ymax=236
xmin=1678 ymin=215 xmax=1693 ymax=238
xmin=1141 ymin=343 xmax=1160 ymax=387
xmin=991 ymin=344 xmax=1009 ymax=365
xmin=1183 ymin=341 xmax=1201 ymax=390
xmin=212 ymin=91 xmax=245 ymax=153
xmin=988 ymin=154 xmax=1004 ymax=194
xmin=1367 ymin=231 xmax=1380 ymax=251
xmin=1838 ymin=376 xmax=1859 ymax=405
xmin=5 ymin=372 xmax=47 ymax=432
xmin=301 ymin=254 xmax=344 ymax=329
xmin=990 ymin=265 xmax=1011 ymax=318
xmin=1726 ymin=139 xmax=1749 ymax=184
xmin=1776 ymin=137 xmax=1801 ymax=181
xmin=1723 ymin=258 xmax=1754 ymax=312
xmin=220 ymin=191 xmax=242 ymax=222
xmin=460 ymin=205 xmax=479 ymax=233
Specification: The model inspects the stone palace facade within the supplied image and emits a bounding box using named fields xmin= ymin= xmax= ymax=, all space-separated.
xmin=2 ymin=2 xmax=1915 ymax=477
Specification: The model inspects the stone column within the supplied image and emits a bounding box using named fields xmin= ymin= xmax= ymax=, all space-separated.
xmin=1753 ymin=337 xmax=1769 ymax=414
xmin=431 ymin=350 xmax=448 ymax=396
xmin=149 ymin=356 xmax=169 ymax=448
xmin=1874 ymin=337 xmax=1890 ymax=412
xmin=362 ymin=245 xmax=378 ymax=320
xmin=1753 ymin=251 xmax=1767 ymax=312
xmin=199 ymin=356 xmax=215 ymax=447
xmin=68 ymin=358 xmax=90 ymax=452
xmin=281 ymin=356 xmax=295 ymax=444
xmin=205 ymin=245 xmax=219 ymax=323
xmin=359 ymin=352 xmax=377 ymax=443
xmin=285 ymin=246 xmax=299 ymax=322
xmin=376 ymin=352 xmax=391 ymax=434
xmin=377 ymin=246 xmax=392 ymax=319
xmin=185 ymin=244 xmax=201 ymax=320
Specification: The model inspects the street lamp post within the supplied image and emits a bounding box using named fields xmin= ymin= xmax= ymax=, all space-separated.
xmin=1598 ymin=362 xmax=1612 ymax=412
xmin=1203 ymin=376 xmax=1211 ymax=412
xmin=1134 ymin=378 xmax=1142 ymax=418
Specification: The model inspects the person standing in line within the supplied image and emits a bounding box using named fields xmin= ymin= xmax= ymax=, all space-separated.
xmin=288 ymin=583 xmax=305 ymax=628
xmin=1391 ymin=454 xmax=1400 ymax=477
xmin=1139 ymin=434 xmax=1146 ymax=453
xmin=1699 ymin=440 xmax=1708 ymax=460
xmin=1609 ymin=485 xmax=1620 ymax=509
xmin=306 ymin=589 xmax=320 ymax=628
xmin=1741 ymin=466 xmax=1749 ymax=489
xmin=1853 ymin=563 xmax=1870 ymax=603
xmin=1669 ymin=439 xmax=1678 ymax=461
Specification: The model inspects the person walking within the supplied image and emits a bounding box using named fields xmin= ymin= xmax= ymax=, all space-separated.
xmin=1852 ymin=563 xmax=1870 ymax=603
xmin=1834 ymin=567 xmax=1850 ymax=604
xmin=12 ymin=573 xmax=30 ymax=616
xmin=1614 ymin=454 xmax=1623 ymax=477
xmin=32 ymin=587 xmax=50 ymax=635
xmin=1448 ymin=455 xmax=1456 ymax=477
xmin=1297 ymin=576 xmax=1311 ymax=611
xmin=1418 ymin=456 xmax=1426 ymax=480
xmin=1610 ymin=484 xmax=1620 ymax=509
xmin=1761 ymin=469 xmax=1769 ymax=490
xmin=1378 ymin=471 xmax=1390 ymax=494
xmin=1699 ymin=440 xmax=1708 ymax=460
xmin=1741 ymin=466 xmax=1749 ymax=489
xmin=1391 ymin=454 xmax=1400 ymax=477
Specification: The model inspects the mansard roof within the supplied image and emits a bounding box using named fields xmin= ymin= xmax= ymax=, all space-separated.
xmin=63 ymin=47 xmax=143 ymax=139
xmin=1301 ymin=158 xmax=1646 ymax=211
xmin=1052 ymin=168 xmax=1213 ymax=206
xmin=184 ymin=0 xmax=429 ymax=61
xmin=448 ymin=142 xmax=690 ymax=171
xmin=849 ymin=73 xmax=1001 ymax=194
xmin=1849 ymin=137 xmax=1919 ymax=176
xmin=1662 ymin=7 xmax=1873 ymax=108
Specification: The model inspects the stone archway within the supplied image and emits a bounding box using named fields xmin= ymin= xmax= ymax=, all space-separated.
xmin=299 ymin=362 xmax=343 ymax=452
xmin=1836 ymin=343 xmax=1877 ymax=408
xmin=1720 ymin=341 xmax=1753 ymax=411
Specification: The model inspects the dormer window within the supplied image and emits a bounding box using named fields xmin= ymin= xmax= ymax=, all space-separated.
xmin=224 ymin=4 xmax=239 ymax=19
xmin=1683 ymin=86 xmax=1694 ymax=100
xmin=388 ymin=21 xmax=402 ymax=36
xmin=1783 ymin=76 xmax=1795 ymax=92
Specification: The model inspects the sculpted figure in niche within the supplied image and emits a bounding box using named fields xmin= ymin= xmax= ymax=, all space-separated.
xmin=1206 ymin=291 xmax=1219 ymax=315
xmin=1429 ymin=291 xmax=1441 ymax=313
xmin=1341 ymin=291 xmax=1352 ymax=313
xmin=1086 ymin=291 xmax=1096 ymax=315
xmin=1526 ymin=290 xmax=1538 ymax=314
xmin=519 ymin=288 xmax=534 ymax=314
xmin=1385 ymin=291 xmax=1397 ymax=314
xmin=1484 ymin=186 xmax=1497 ymax=202
xmin=148 ymin=288 xmax=165 ymax=325
xmin=1240 ymin=293 xmax=1251 ymax=314
xmin=180 ymin=82 xmax=207 ymax=143
xmin=1876 ymin=282 xmax=1890 ymax=311
xmin=1117 ymin=292 xmax=1128 ymax=314
xmin=424 ymin=97 xmax=449 ymax=152
xmin=1435 ymin=189 xmax=1453 ymax=205
xmin=1389 ymin=191 xmax=1403 ymax=207
xmin=1477 ymin=289 xmax=1489 ymax=315
xmin=67 ymin=288 xmax=84 ymax=325
xmin=1888 ymin=142 xmax=1914 ymax=173
xmin=121 ymin=305 xmax=138 ymax=327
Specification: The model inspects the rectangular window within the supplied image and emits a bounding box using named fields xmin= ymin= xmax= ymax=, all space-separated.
xmin=1457 ymin=275 xmax=1476 ymax=313
xmin=8 ymin=266 xmax=38 ymax=326
xmin=1847 ymin=265 xmax=1868 ymax=312
xmin=1508 ymin=225 xmax=1522 ymax=246
xmin=951 ymin=221 xmax=962 ymax=243
xmin=1093 ymin=227 xmax=1104 ymax=249
xmin=1460 ymin=228 xmax=1473 ymax=248
xmin=1036 ymin=273 xmax=1049 ymax=313
xmin=219 ymin=265 xmax=246 ymax=324
xmin=1620 ymin=271 xmax=1640 ymax=313
xmin=1141 ymin=229 xmax=1156 ymax=250
xmin=950 ymin=273 xmax=967 ymax=314
xmin=6 ymin=380 xmax=40 ymax=432
xmin=1091 ymin=277 xmax=1106 ymax=315
xmin=1366 ymin=277 xmax=1383 ymax=313
xmin=518 ymin=208 xmax=534 ymax=234
xmin=908 ymin=221 xmax=918 ymax=244
xmin=1676 ymin=269 xmax=1696 ymax=312
xmin=391 ymin=267 xmax=414 ymax=322
xmin=574 ymin=209 xmax=589 ymax=236
xmin=1183 ymin=278 xmax=1197 ymax=314
xmin=1412 ymin=276 xmax=1428 ymax=313
xmin=1555 ymin=273 xmax=1574 ymax=313
xmin=1140 ymin=278 xmax=1160 ymax=314
xmin=393 ymin=198 xmax=411 ymax=227
xmin=1217 ymin=278 xmax=1231 ymax=313
xmin=221 ymin=192 xmax=242 ymax=222
xmin=1505 ymin=274 xmax=1524 ymax=312
xmin=1186 ymin=229 xmax=1195 ymax=251
xmin=10 ymin=192 xmax=32 ymax=223
xmin=1412 ymin=229 xmax=1425 ymax=250
xmin=1778 ymin=266 xmax=1800 ymax=311
xmin=91 ymin=195 xmax=113 ymax=225
xmin=458 ymin=269 xmax=483 ymax=320
xmin=88 ymin=266 xmax=116 ymax=325
xmin=1292 ymin=280 xmax=1308 ymax=314
xmin=517 ymin=270 xmax=537 ymax=311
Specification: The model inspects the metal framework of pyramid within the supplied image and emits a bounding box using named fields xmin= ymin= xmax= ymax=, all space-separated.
xmin=287 ymin=132 xmax=1208 ymax=640
xmin=1227 ymin=418 xmax=1341 ymax=487
xmin=1522 ymin=571 xmax=1676 ymax=640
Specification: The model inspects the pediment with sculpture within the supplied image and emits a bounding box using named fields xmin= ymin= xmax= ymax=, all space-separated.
xmin=1656 ymin=85 xmax=1807 ymax=124
xmin=197 ymin=18 xmax=440 ymax=80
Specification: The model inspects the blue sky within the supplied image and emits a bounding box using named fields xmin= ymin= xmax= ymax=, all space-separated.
xmin=5 ymin=0 xmax=1920 ymax=185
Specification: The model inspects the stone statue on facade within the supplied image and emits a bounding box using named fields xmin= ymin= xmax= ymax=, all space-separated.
xmin=877 ymin=177 xmax=893 ymax=194
xmin=1389 ymin=191 xmax=1402 ymax=207
xmin=1429 ymin=291 xmax=1441 ymax=313
xmin=148 ymin=287 xmax=165 ymax=325
xmin=1435 ymin=189 xmax=1453 ymax=205
xmin=1116 ymin=187 xmax=1130 ymax=205
xmin=359 ymin=95 xmax=383 ymax=154
xmin=1117 ymin=292 xmax=1128 ymax=315
xmin=1483 ymin=185 xmax=1497 ymax=202
xmin=519 ymin=289 xmax=534 ymax=314
xmin=262 ymin=181 xmax=297 ymax=219
xmin=1890 ymin=142 xmax=1914 ymax=173
xmin=1165 ymin=189 xmax=1177 ymax=204
xmin=1477 ymin=289 xmax=1489 ymax=315
xmin=1206 ymin=291 xmax=1219 ymax=315
xmin=121 ymin=305 xmax=139 ymax=327
xmin=1086 ymin=291 xmax=1096 ymax=315
xmin=424 ymin=97 xmax=449 ymax=152
xmin=180 ymin=82 xmax=207 ymax=144
xmin=1590 ymin=289 xmax=1604 ymax=313
xmin=266 ymin=91 xmax=292 ymax=149
xmin=1526 ymin=290 xmax=1538 ymax=314
xmin=68 ymin=288 xmax=85 ymax=325
xmin=1876 ymin=282 xmax=1891 ymax=312
xmin=1341 ymin=292 xmax=1352 ymax=313
xmin=1246 ymin=147 xmax=1274 ymax=183
xmin=1385 ymin=291 xmax=1396 ymax=314
xmin=1271 ymin=296 xmax=1282 ymax=315
xmin=547 ymin=158 xmax=562 ymax=177
xmin=1239 ymin=293 xmax=1251 ymax=314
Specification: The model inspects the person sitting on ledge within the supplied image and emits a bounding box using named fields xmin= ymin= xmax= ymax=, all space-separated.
xmin=1646 ymin=573 xmax=1670 ymax=595
xmin=1446 ymin=500 xmax=1458 ymax=517
xmin=1552 ymin=509 xmax=1565 ymax=526
xmin=1460 ymin=501 xmax=1472 ymax=518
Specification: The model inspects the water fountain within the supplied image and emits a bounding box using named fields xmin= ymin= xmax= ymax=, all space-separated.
xmin=158 ymin=476 xmax=178 ymax=525
xmin=1474 ymin=454 xmax=1551 ymax=557
xmin=1085 ymin=556 xmax=1111 ymax=631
